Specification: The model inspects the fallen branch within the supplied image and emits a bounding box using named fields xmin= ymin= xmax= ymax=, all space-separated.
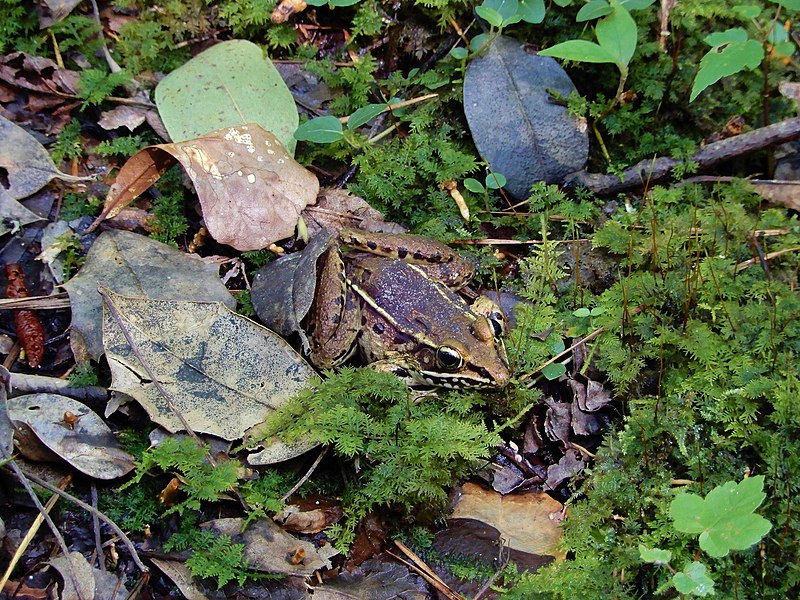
xmin=567 ymin=116 xmax=800 ymax=195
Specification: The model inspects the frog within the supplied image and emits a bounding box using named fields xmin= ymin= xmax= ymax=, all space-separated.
xmin=304 ymin=228 xmax=510 ymax=388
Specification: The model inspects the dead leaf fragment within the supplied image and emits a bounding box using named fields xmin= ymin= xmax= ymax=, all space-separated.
xmin=204 ymin=517 xmax=337 ymax=576
xmin=48 ymin=552 xmax=95 ymax=600
xmin=312 ymin=557 xmax=428 ymax=600
xmin=275 ymin=503 xmax=343 ymax=534
xmin=63 ymin=229 xmax=236 ymax=361
xmin=8 ymin=394 xmax=135 ymax=479
xmin=451 ymin=482 xmax=565 ymax=559
xmin=102 ymin=290 xmax=317 ymax=442
xmin=94 ymin=123 xmax=319 ymax=250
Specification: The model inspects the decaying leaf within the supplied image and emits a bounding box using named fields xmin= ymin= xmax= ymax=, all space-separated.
xmin=0 ymin=188 xmax=44 ymax=237
xmin=92 ymin=124 xmax=319 ymax=250
xmin=302 ymin=188 xmax=407 ymax=237
xmin=204 ymin=517 xmax=337 ymax=576
xmin=101 ymin=290 xmax=317 ymax=443
xmin=4 ymin=263 xmax=45 ymax=367
xmin=751 ymin=179 xmax=800 ymax=210
xmin=63 ymin=229 xmax=236 ymax=361
xmin=155 ymin=40 xmax=299 ymax=153
xmin=451 ymin=481 xmax=565 ymax=559
xmin=252 ymin=230 xmax=335 ymax=353
xmin=149 ymin=559 xmax=216 ymax=600
xmin=275 ymin=502 xmax=343 ymax=534
xmin=463 ymin=35 xmax=588 ymax=198
xmin=48 ymin=551 xmax=128 ymax=600
xmin=312 ymin=558 xmax=428 ymax=600
xmin=98 ymin=104 xmax=150 ymax=132
xmin=0 ymin=115 xmax=92 ymax=201
xmin=7 ymin=394 xmax=135 ymax=479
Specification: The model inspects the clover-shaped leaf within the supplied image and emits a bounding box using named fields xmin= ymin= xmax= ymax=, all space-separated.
xmin=670 ymin=475 xmax=772 ymax=557
xmin=672 ymin=562 xmax=715 ymax=596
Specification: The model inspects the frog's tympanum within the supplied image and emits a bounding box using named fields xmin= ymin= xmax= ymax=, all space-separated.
xmin=305 ymin=229 xmax=510 ymax=388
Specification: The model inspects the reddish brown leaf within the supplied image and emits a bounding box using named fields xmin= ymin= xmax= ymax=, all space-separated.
xmin=4 ymin=264 xmax=45 ymax=368
xmin=0 ymin=52 xmax=80 ymax=96
xmin=92 ymin=123 xmax=319 ymax=250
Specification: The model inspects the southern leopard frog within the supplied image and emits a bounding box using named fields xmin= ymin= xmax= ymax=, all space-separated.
xmin=305 ymin=229 xmax=510 ymax=388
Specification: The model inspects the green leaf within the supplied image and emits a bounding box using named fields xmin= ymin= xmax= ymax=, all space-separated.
xmin=732 ymin=4 xmax=762 ymax=18
xmin=542 ymin=362 xmax=567 ymax=380
xmin=595 ymin=2 xmax=638 ymax=68
xmin=576 ymin=0 xmax=611 ymax=22
xmin=638 ymin=545 xmax=672 ymax=564
xmin=690 ymin=38 xmax=763 ymax=101
xmin=475 ymin=6 xmax=504 ymax=27
xmin=480 ymin=0 xmax=520 ymax=23
xmin=155 ymin=40 xmax=298 ymax=154
xmin=549 ymin=335 xmax=565 ymax=354
xmin=305 ymin=0 xmax=327 ymax=5
xmin=621 ymin=0 xmax=657 ymax=9
xmin=518 ymin=0 xmax=546 ymax=23
xmin=347 ymin=103 xmax=387 ymax=130
xmin=539 ymin=40 xmax=618 ymax=64
xmin=470 ymin=33 xmax=491 ymax=52
xmin=294 ymin=116 xmax=344 ymax=143
xmin=329 ymin=0 xmax=362 ymax=6
xmin=774 ymin=0 xmax=800 ymax=9
xmin=485 ymin=172 xmax=507 ymax=189
xmin=463 ymin=178 xmax=485 ymax=193
xmin=670 ymin=476 xmax=773 ymax=557
xmin=672 ymin=562 xmax=715 ymax=596
xmin=450 ymin=46 xmax=469 ymax=59
xmin=705 ymin=27 xmax=748 ymax=47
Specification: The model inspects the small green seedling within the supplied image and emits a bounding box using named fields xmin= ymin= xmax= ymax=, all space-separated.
xmin=640 ymin=476 xmax=772 ymax=597
xmin=463 ymin=172 xmax=507 ymax=193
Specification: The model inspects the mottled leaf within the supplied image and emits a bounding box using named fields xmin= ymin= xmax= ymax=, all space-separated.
xmin=102 ymin=290 xmax=317 ymax=442
xmin=63 ymin=230 xmax=235 ymax=361
xmin=8 ymin=394 xmax=134 ymax=479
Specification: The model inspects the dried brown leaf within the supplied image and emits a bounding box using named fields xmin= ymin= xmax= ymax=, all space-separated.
xmin=93 ymin=123 xmax=319 ymax=250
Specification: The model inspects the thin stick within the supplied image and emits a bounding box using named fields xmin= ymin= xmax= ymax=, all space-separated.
xmin=387 ymin=548 xmax=464 ymax=600
xmin=10 ymin=467 xmax=149 ymax=573
xmin=9 ymin=373 xmax=108 ymax=404
xmin=339 ymin=93 xmax=438 ymax=124
xmin=0 ymin=474 xmax=71 ymax=589
xmin=91 ymin=482 xmax=106 ymax=571
xmin=4 ymin=461 xmax=89 ymax=600
xmin=281 ymin=445 xmax=328 ymax=501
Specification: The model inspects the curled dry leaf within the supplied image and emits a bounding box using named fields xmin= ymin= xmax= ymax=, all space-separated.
xmin=101 ymin=289 xmax=317 ymax=443
xmin=92 ymin=124 xmax=319 ymax=250
xmin=451 ymin=482 xmax=565 ymax=559
xmin=7 ymin=394 xmax=135 ymax=479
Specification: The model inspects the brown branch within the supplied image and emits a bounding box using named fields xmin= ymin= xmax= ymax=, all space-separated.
xmin=567 ymin=116 xmax=800 ymax=195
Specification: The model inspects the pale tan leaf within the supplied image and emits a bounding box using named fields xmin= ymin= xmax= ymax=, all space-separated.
xmin=101 ymin=290 xmax=317 ymax=442
xmin=150 ymin=559 xmax=215 ymax=600
xmin=47 ymin=552 xmax=95 ymax=600
xmin=451 ymin=482 xmax=565 ymax=559
xmin=94 ymin=123 xmax=319 ymax=250
xmin=63 ymin=230 xmax=235 ymax=361
xmin=8 ymin=394 xmax=135 ymax=479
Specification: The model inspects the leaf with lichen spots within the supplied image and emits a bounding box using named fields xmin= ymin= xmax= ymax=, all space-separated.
xmin=91 ymin=123 xmax=319 ymax=250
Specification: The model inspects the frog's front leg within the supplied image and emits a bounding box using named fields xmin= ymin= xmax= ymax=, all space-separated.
xmin=338 ymin=228 xmax=474 ymax=289
xmin=305 ymin=245 xmax=361 ymax=369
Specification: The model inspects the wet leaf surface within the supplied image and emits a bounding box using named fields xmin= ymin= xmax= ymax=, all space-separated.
xmin=101 ymin=290 xmax=317 ymax=442
xmin=63 ymin=229 xmax=235 ymax=361
xmin=7 ymin=394 xmax=135 ymax=479
xmin=312 ymin=557 xmax=428 ymax=599
xmin=464 ymin=35 xmax=588 ymax=198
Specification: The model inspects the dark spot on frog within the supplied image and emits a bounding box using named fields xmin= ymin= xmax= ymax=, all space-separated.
xmin=372 ymin=322 xmax=385 ymax=334
xmin=361 ymin=316 xmax=368 ymax=326
xmin=397 ymin=247 xmax=408 ymax=258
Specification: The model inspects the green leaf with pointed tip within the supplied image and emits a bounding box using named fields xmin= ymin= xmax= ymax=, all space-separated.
xmin=347 ymin=104 xmax=387 ymax=130
xmin=539 ymin=40 xmax=618 ymax=64
xmin=294 ymin=116 xmax=344 ymax=144
xmin=542 ymin=362 xmax=567 ymax=380
xmin=577 ymin=0 xmax=611 ymax=22
xmin=475 ymin=6 xmax=504 ymax=27
xmin=595 ymin=2 xmax=637 ymax=68
xmin=673 ymin=562 xmax=715 ymax=596
xmin=155 ymin=40 xmax=298 ymax=154
xmin=690 ymin=38 xmax=763 ymax=101
xmin=518 ymin=0 xmax=545 ymax=23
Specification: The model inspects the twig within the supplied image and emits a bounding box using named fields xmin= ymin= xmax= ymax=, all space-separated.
xmin=91 ymin=482 xmax=106 ymax=571
xmin=9 ymin=373 xmax=108 ymax=404
xmin=0 ymin=293 xmax=71 ymax=310
xmin=0 ymin=474 xmax=71 ymax=589
xmin=472 ymin=543 xmax=510 ymax=600
xmin=567 ymin=116 xmax=800 ymax=194
xmin=9 ymin=466 xmax=149 ymax=573
xmin=735 ymin=246 xmax=800 ymax=272
xmin=3 ymin=461 xmax=89 ymax=600
xmin=281 ymin=445 xmax=328 ymax=501
xmin=389 ymin=541 xmax=465 ymax=600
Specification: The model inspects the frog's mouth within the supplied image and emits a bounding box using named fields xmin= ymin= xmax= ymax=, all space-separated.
xmin=412 ymin=368 xmax=506 ymax=389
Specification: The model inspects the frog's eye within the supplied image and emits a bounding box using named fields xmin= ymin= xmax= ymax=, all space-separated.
xmin=436 ymin=345 xmax=464 ymax=371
